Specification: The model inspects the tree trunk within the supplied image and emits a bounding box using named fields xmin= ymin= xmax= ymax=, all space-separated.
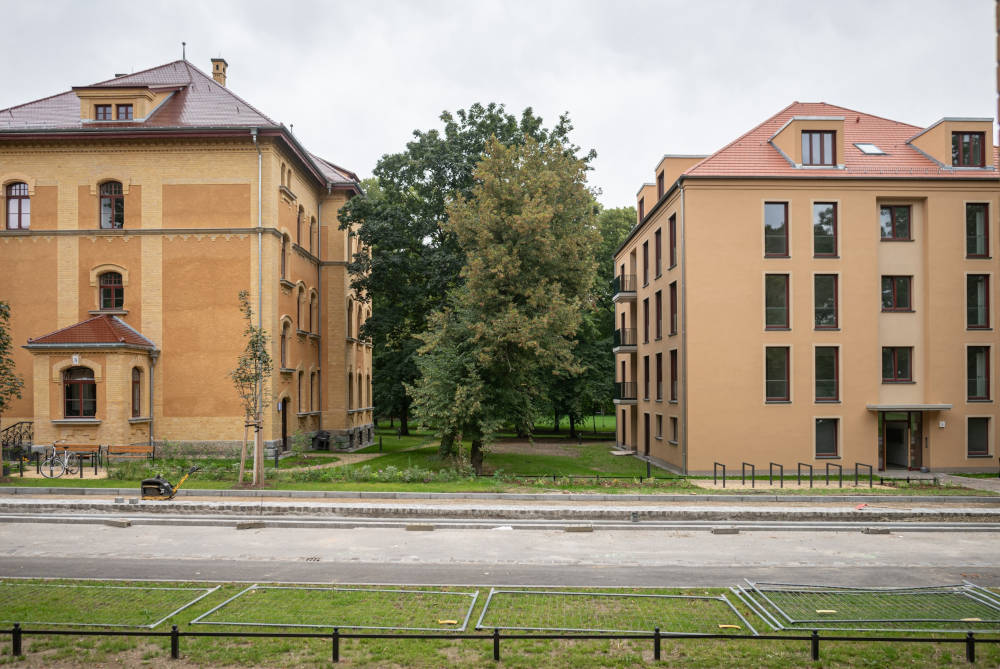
xmin=439 ymin=430 xmax=456 ymax=458
xmin=470 ymin=438 xmax=484 ymax=476
xmin=237 ymin=421 xmax=248 ymax=485
xmin=569 ymin=413 xmax=577 ymax=439
xmin=399 ymin=405 xmax=410 ymax=436
xmin=389 ymin=415 xmax=394 ymax=428
xmin=252 ymin=412 xmax=264 ymax=486
xmin=553 ymin=408 xmax=559 ymax=433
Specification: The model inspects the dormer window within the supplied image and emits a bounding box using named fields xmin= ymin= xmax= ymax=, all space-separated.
xmin=116 ymin=104 xmax=133 ymax=120
xmin=802 ymin=131 xmax=835 ymax=166
xmin=952 ymin=132 xmax=985 ymax=167
xmin=95 ymin=105 xmax=112 ymax=121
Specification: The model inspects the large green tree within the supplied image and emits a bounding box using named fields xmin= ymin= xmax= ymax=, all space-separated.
xmin=338 ymin=104 xmax=592 ymax=434
xmin=0 ymin=301 xmax=25 ymax=465
xmin=410 ymin=137 xmax=599 ymax=473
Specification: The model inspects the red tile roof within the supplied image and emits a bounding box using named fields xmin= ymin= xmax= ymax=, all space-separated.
xmin=26 ymin=315 xmax=156 ymax=349
xmin=684 ymin=102 xmax=998 ymax=179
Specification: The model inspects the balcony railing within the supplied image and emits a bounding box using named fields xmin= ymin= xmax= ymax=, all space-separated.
xmin=613 ymin=328 xmax=637 ymax=348
xmin=614 ymin=382 xmax=638 ymax=401
xmin=612 ymin=274 xmax=637 ymax=295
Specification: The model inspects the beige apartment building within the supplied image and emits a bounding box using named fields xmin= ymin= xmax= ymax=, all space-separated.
xmin=615 ymin=103 xmax=998 ymax=473
xmin=0 ymin=58 xmax=374 ymax=453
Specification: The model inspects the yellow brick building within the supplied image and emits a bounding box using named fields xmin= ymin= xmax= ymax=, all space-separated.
xmin=617 ymin=103 xmax=998 ymax=474
xmin=0 ymin=58 xmax=373 ymax=454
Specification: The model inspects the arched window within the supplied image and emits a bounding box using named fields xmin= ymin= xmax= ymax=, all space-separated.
xmin=309 ymin=371 xmax=316 ymax=411
xmin=309 ymin=217 xmax=316 ymax=254
xmin=99 ymin=181 xmax=124 ymax=229
xmin=296 ymin=207 xmax=303 ymax=246
xmin=357 ymin=374 xmax=363 ymax=410
xmin=64 ymin=367 xmax=96 ymax=418
xmin=366 ymin=374 xmax=371 ymax=407
xmin=347 ymin=373 xmax=353 ymax=409
xmin=5 ymin=182 xmax=29 ymax=230
xmin=308 ymin=293 xmax=316 ymax=333
xmin=297 ymin=286 xmax=305 ymax=330
xmin=297 ymin=371 xmax=303 ymax=413
xmin=280 ymin=235 xmax=288 ymax=279
xmin=346 ymin=300 xmax=353 ymax=339
xmin=99 ymin=272 xmax=124 ymax=310
xmin=131 ymin=367 xmax=142 ymax=418
xmin=280 ymin=322 xmax=289 ymax=368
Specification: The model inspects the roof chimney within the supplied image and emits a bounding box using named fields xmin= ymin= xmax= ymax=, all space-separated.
xmin=211 ymin=58 xmax=228 ymax=87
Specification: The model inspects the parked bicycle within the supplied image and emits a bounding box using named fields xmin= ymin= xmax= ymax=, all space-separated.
xmin=39 ymin=440 xmax=77 ymax=479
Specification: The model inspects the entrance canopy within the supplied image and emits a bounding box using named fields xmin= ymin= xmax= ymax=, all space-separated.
xmin=865 ymin=404 xmax=952 ymax=412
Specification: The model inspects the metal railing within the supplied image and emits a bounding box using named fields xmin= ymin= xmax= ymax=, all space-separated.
xmin=2 ymin=624 xmax=996 ymax=664
xmin=613 ymin=382 xmax=637 ymax=401
xmin=769 ymin=462 xmax=784 ymax=488
xmin=855 ymin=462 xmax=873 ymax=488
xmin=612 ymin=328 xmax=637 ymax=348
xmin=825 ymin=462 xmax=843 ymax=488
xmin=797 ymin=462 xmax=814 ymax=488
xmin=741 ymin=462 xmax=755 ymax=488
xmin=713 ymin=462 xmax=726 ymax=488
xmin=612 ymin=274 xmax=637 ymax=295
xmin=0 ymin=421 xmax=32 ymax=458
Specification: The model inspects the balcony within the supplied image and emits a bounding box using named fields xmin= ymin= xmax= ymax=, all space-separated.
xmin=613 ymin=381 xmax=638 ymax=405
xmin=612 ymin=274 xmax=637 ymax=303
xmin=612 ymin=328 xmax=637 ymax=354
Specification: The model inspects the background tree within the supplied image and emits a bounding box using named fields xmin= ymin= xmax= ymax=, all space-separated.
xmin=230 ymin=291 xmax=273 ymax=486
xmin=0 ymin=302 xmax=25 ymax=465
xmin=410 ymin=137 xmax=599 ymax=473
xmin=339 ymin=104 xmax=593 ymax=435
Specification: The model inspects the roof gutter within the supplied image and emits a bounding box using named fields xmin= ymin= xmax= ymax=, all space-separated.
xmin=22 ymin=343 xmax=156 ymax=352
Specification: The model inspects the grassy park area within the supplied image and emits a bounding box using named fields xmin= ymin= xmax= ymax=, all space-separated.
xmin=1 ymin=578 xmax=997 ymax=667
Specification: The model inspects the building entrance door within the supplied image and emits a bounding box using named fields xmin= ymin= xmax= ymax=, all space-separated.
xmin=884 ymin=420 xmax=908 ymax=469
xmin=280 ymin=398 xmax=288 ymax=451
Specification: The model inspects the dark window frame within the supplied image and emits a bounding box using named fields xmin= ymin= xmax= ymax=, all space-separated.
xmin=952 ymin=131 xmax=986 ymax=168
xmin=99 ymin=181 xmax=124 ymax=229
xmin=643 ymin=355 xmax=650 ymax=400
xmin=967 ymin=274 xmax=990 ymax=329
xmin=94 ymin=104 xmax=112 ymax=121
xmin=655 ymin=352 xmax=663 ymax=400
xmin=669 ymin=281 xmax=677 ymax=335
xmin=668 ymin=214 xmax=677 ymax=267
xmin=670 ymin=416 xmax=678 ymax=442
xmin=657 ymin=171 xmax=664 ymax=199
xmin=815 ymin=346 xmax=839 ymax=402
xmin=765 ymin=346 xmax=790 ymax=402
xmin=638 ymin=197 xmax=644 ymax=221
xmin=642 ymin=241 xmax=649 ymax=285
xmin=116 ymin=104 xmax=133 ymax=121
xmin=968 ymin=346 xmax=991 ymax=401
xmin=643 ymin=297 xmax=649 ymax=343
xmin=5 ymin=182 xmax=29 ymax=230
xmin=813 ymin=202 xmax=838 ymax=257
xmin=802 ymin=130 xmax=836 ymax=166
xmin=815 ymin=418 xmax=839 ymax=457
xmin=669 ymin=349 xmax=678 ymax=402
xmin=881 ymin=276 xmax=913 ymax=312
xmin=280 ymin=323 xmax=289 ymax=368
xmin=280 ymin=236 xmax=288 ymax=279
xmin=814 ymin=274 xmax=838 ymax=329
xmin=131 ymin=367 xmax=141 ymax=418
xmin=966 ymin=203 xmax=990 ymax=258
xmin=967 ymin=417 xmax=990 ymax=457
xmin=880 ymin=205 xmax=911 ymax=241
xmin=881 ymin=346 xmax=913 ymax=383
xmin=654 ymin=228 xmax=662 ymax=277
xmin=764 ymin=202 xmax=789 ymax=257
xmin=99 ymin=272 xmax=124 ymax=310
xmin=654 ymin=290 xmax=662 ymax=340
xmin=63 ymin=367 xmax=97 ymax=418
xmin=765 ymin=274 xmax=789 ymax=330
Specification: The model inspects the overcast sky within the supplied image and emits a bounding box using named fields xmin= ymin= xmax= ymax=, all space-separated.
xmin=2 ymin=0 xmax=995 ymax=207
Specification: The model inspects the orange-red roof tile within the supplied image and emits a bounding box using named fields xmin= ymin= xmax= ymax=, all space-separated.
xmin=27 ymin=315 xmax=156 ymax=349
xmin=684 ymin=102 xmax=998 ymax=179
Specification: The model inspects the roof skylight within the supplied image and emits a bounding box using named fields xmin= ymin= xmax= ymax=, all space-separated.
xmin=855 ymin=143 xmax=886 ymax=155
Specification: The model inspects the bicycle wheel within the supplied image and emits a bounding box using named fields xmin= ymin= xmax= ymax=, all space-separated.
xmin=63 ymin=453 xmax=79 ymax=475
xmin=39 ymin=456 xmax=65 ymax=479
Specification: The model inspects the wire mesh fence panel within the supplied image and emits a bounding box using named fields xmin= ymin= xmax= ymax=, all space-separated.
xmin=740 ymin=581 xmax=1000 ymax=634
xmin=190 ymin=585 xmax=479 ymax=631
xmin=0 ymin=581 xmax=219 ymax=628
xmin=475 ymin=589 xmax=756 ymax=635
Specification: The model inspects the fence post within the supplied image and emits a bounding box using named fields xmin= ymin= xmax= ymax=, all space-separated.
xmin=332 ymin=627 xmax=340 ymax=663
xmin=493 ymin=628 xmax=500 ymax=662
xmin=965 ymin=632 xmax=975 ymax=663
xmin=170 ymin=624 xmax=179 ymax=660
xmin=654 ymin=627 xmax=661 ymax=661
xmin=646 ymin=460 xmax=651 ymax=479
xmin=810 ymin=630 xmax=819 ymax=661
xmin=11 ymin=623 xmax=21 ymax=657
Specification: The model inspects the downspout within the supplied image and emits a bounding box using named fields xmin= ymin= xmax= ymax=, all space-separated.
xmin=251 ymin=128 xmax=263 ymax=445
xmin=148 ymin=350 xmax=159 ymax=448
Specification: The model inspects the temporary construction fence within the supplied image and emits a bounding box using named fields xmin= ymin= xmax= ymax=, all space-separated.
xmin=0 ymin=581 xmax=219 ymax=629
xmin=190 ymin=585 xmax=480 ymax=631
xmin=474 ymin=588 xmax=757 ymax=635
xmin=733 ymin=580 xmax=1000 ymax=634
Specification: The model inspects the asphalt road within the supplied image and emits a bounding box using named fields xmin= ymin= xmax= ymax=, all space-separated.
xmin=2 ymin=522 xmax=998 ymax=587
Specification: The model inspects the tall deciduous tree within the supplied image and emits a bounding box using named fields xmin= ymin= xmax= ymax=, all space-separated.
xmin=230 ymin=291 xmax=272 ymax=486
xmin=338 ymin=104 xmax=592 ymax=435
xmin=410 ymin=137 xmax=599 ymax=473
xmin=0 ymin=301 xmax=25 ymax=465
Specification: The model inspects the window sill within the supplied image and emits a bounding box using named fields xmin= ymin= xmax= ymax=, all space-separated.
xmin=655 ymin=398 xmax=663 ymax=403
xmin=51 ymin=418 xmax=101 ymax=425
xmin=279 ymin=185 xmax=297 ymax=201
xmin=882 ymin=380 xmax=915 ymax=384
xmin=668 ymin=263 xmax=677 ymax=271
xmin=813 ymin=255 xmax=840 ymax=259
xmin=882 ymin=309 xmax=914 ymax=314
xmin=967 ymin=399 xmax=993 ymax=403
xmin=814 ymin=327 xmax=840 ymax=331
xmin=765 ymin=327 xmax=791 ymax=331
xmin=88 ymin=309 xmax=128 ymax=316
xmin=669 ymin=332 xmax=677 ymax=337
xmin=296 ymin=329 xmax=309 ymax=337
xmin=879 ymin=238 xmax=914 ymax=243
xmin=296 ymin=411 xmax=321 ymax=418
xmin=967 ymin=454 xmax=993 ymax=459
xmin=815 ymin=399 xmax=841 ymax=404
xmin=815 ymin=455 xmax=841 ymax=460
xmin=669 ymin=400 xmax=678 ymax=405
xmin=654 ymin=273 xmax=662 ymax=280
xmin=308 ymin=332 xmax=321 ymax=340
xmin=279 ymin=367 xmax=295 ymax=375
xmin=654 ymin=435 xmax=663 ymax=441
xmin=654 ymin=336 xmax=662 ymax=342
xmin=668 ymin=440 xmax=679 ymax=446
xmin=128 ymin=416 xmax=151 ymax=424
xmin=764 ymin=255 xmax=790 ymax=259
xmin=967 ymin=327 xmax=992 ymax=331
xmin=279 ymin=279 xmax=295 ymax=289
xmin=765 ymin=400 xmax=791 ymax=404
xmin=966 ymin=256 xmax=992 ymax=260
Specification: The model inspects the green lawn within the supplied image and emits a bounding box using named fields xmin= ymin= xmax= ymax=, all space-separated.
xmin=2 ymin=578 xmax=997 ymax=668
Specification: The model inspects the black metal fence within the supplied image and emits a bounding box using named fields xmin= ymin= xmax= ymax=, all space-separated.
xmin=3 ymin=624 xmax=998 ymax=663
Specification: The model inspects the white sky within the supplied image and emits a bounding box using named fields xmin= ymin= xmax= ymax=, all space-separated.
xmin=1 ymin=0 xmax=996 ymax=207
